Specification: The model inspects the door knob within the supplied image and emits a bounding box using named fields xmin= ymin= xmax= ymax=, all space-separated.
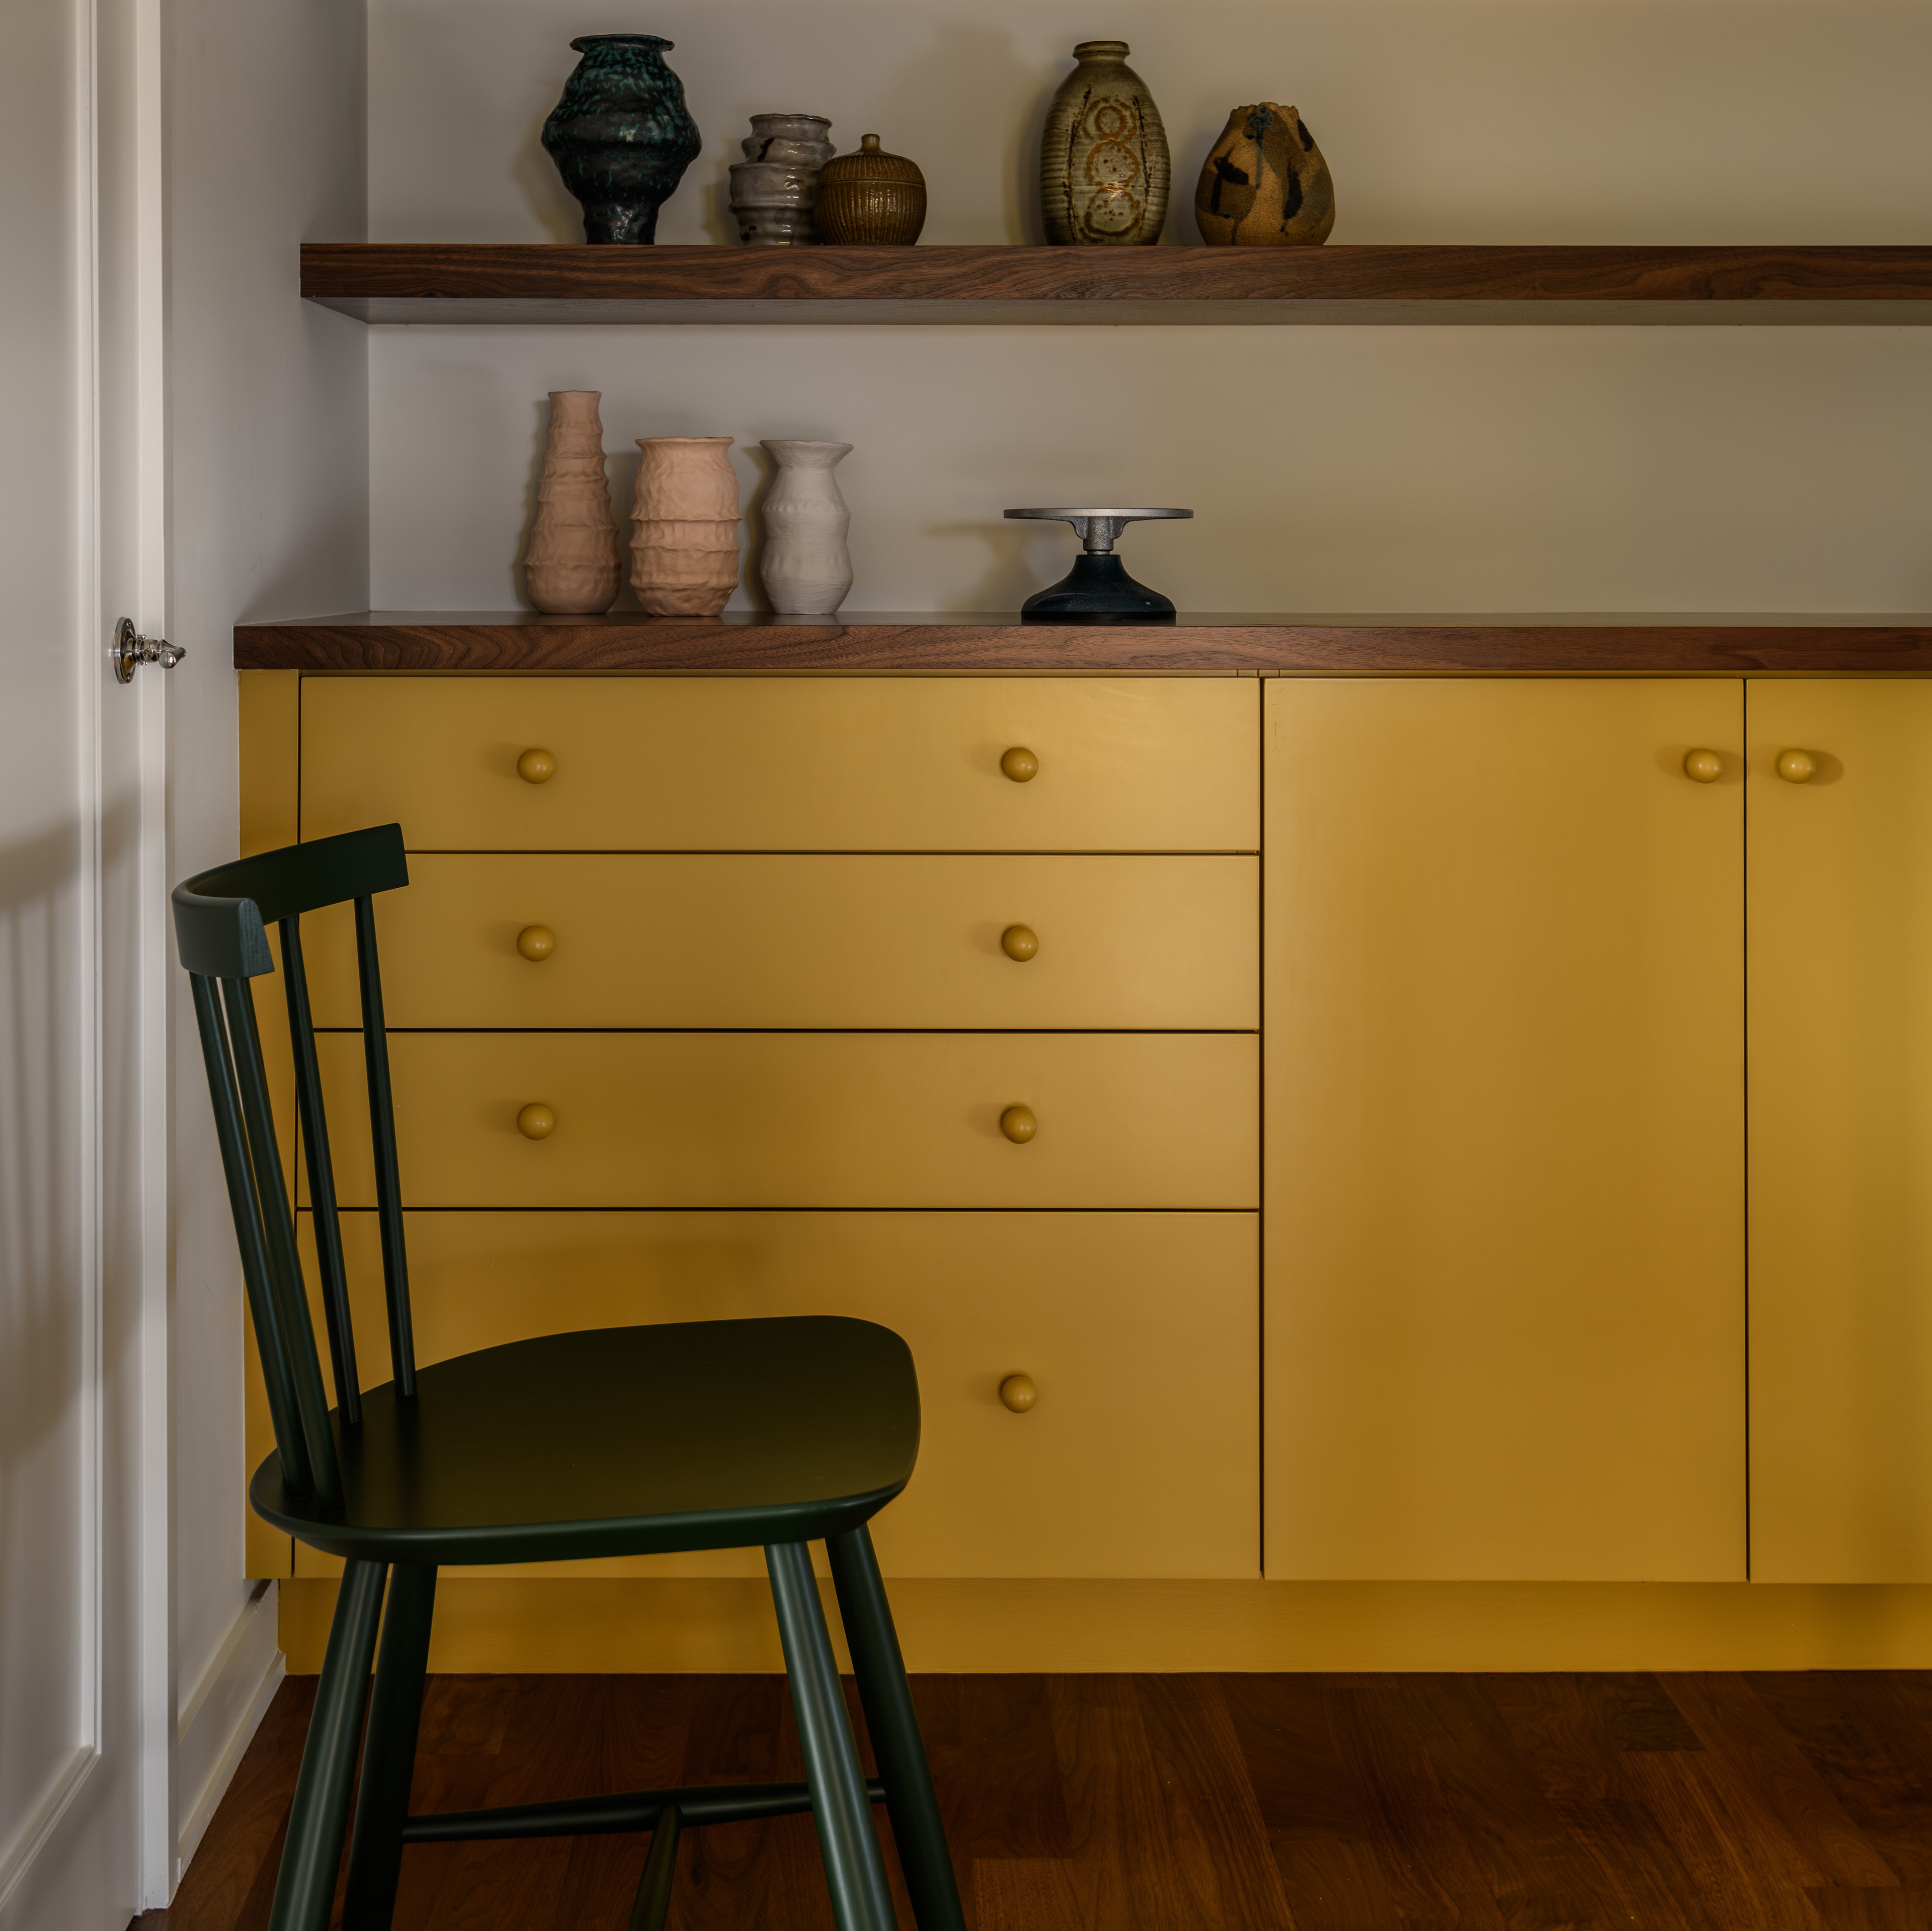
xmin=1682 ymin=749 xmax=1723 ymax=784
xmin=517 ymin=925 xmax=556 ymax=962
xmin=518 ymin=748 xmax=557 ymax=784
xmin=1000 ymin=746 xmax=1038 ymax=783
xmin=1001 ymin=924 xmax=1039 ymax=962
xmin=999 ymin=1373 xmax=1037 ymax=1413
xmin=999 ymin=1105 xmax=1037 ymax=1143
xmin=517 ymin=1103 xmax=556 ymax=1139
xmin=113 ymin=617 xmax=186 ymax=684
xmin=1777 ymin=749 xmax=1818 ymax=784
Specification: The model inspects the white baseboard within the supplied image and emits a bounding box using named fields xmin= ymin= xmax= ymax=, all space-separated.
xmin=0 ymin=1748 xmax=98 ymax=1919
xmin=174 ymin=1584 xmax=285 ymax=1880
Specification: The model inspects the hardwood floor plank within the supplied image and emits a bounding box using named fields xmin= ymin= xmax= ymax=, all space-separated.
xmin=974 ymin=1857 xmax=1101 ymax=1931
xmin=1807 ymin=1891 xmax=1932 ymax=1929
xmin=1269 ymin=1837 xmax=1405 ymax=1930
xmin=1223 ymin=1675 xmax=1387 ymax=1841
xmin=1660 ymin=1675 xmax=1902 ymax=1890
xmin=914 ymin=1675 xmax=1073 ymax=1862
xmin=1574 ymin=1674 xmax=1708 ymax=1752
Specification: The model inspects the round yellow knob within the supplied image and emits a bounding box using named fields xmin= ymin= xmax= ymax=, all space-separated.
xmin=1777 ymin=748 xmax=1818 ymax=784
xmin=1000 ymin=746 xmax=1038 ymax=783
xmin=999 ymin=1105 xmax=1037 ymax=1144
xmin=517 ymin=748 xmax=557 ymax=785
xmin=517 ymin=925 xmax=556 ymax=962
xmin=516 ymin=1103 xmax=556 ymax=1140
xmin=1682 ymin=749 xmax=1723 ymax=784
xmin=999 ymin=1374 xmax=1037 ymax=1414
xmin=1001 ymin=924 xmax=1039 ymax=962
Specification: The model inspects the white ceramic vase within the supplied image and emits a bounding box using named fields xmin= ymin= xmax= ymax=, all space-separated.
xmin=524 ymin=390 xmax=620 ymax=614
xmin=758 ymin=440 xmax=853 ymax=614
xmin=628 ymin=437 xmax=740 ymax=617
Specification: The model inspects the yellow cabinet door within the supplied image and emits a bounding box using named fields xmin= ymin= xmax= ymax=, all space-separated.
xmin=309 ymin=1031 xmax=1258 ymax=1211
xmin=297 ymin=853 xmax=1259 ymax=1031
xmin=278 ymin=1210 xmax=1258 ymax=1580
xmin=1264 ymin=679 xmax=1746 ymax=1581
xmin=1748 ymin=682 xmax=1932 ymax=1581
xmin=299 ymin=676 xmax=1259 ymax=853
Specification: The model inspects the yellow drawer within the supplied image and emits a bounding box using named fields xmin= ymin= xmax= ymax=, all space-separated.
xmin=282 ymin=1210 xmax=1258 ymax=1580
xmin=307 ymin=1031 xmax=1256 ymax=1210
xmin=299 ymin=853 xmax=1258 ymax=1031
xmin=299 ymin=676 xmax=1258 ymax=853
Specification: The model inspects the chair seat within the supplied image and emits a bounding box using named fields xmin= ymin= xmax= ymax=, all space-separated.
xmin=250 ymin=1315 xmax=921 ymax=1566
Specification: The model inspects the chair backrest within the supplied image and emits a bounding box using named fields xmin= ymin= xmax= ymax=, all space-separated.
xmin=172 ymin=823 xmax=412 ymax=1510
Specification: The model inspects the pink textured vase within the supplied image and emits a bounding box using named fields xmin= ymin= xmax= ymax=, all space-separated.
xmin=628 ymin=437 xmax=740 ymax=615
xmin=524 ymin=391 xmax=620 ymax=614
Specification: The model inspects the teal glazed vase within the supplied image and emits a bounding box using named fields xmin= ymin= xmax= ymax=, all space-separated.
xmin=541 ymin=34 xmax=702 ymax=244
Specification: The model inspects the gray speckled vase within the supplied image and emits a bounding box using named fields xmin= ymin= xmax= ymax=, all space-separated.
xmin=730 ymin=113 xmax=834 ymax=245
xmin=541 ymin=34 xmax=701 ymax=244
xmin=1038 ymin=40 xmax=1169 ymax=245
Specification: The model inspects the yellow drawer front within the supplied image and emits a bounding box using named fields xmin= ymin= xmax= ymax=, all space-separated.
xmin=297 ymin=853 xmax=1259 ymax=1031
xmin=307 ymin=1031 xmax=1257 ymax=1211
xmin=279 ymin=1210 xmax=1256 ymax=1580
xmin=299 ymin=676 xmax=1259 ymax=853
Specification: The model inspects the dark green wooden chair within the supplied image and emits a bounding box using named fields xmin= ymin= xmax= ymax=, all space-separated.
xmin=173 ymin=823 xmax=964 ymax=1931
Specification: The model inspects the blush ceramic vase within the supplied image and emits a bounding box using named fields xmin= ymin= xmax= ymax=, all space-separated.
xmin=1195 ymin=103 xmax=1335 ymax=245
xmin=524 ymin=391 xmax=620 ymax=614
xmin=1038 ymin=40 xmax=1169 ymax=245
xmin=758 ymin=441 xmax=853 ymax=614
xmin=541 ymin=34 xmax=701 ymax=244
xmin=629 ymin=437 xmax=740 ymax=616
xmin=729 ymin=113 xmax=834 ymax=245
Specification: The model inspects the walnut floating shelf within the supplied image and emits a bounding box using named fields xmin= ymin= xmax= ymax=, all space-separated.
xmin=300 ymin=243 xmax=1932 ymax=326
xmin=235 ymin=612 xmax=1932 ymax=675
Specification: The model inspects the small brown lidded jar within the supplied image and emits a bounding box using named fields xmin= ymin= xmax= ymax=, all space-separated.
xmin=813 ymin=133 xmax=927 ymax=244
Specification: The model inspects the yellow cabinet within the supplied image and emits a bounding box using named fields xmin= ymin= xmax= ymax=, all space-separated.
xmin=300 ymin=675 xmax=1259 ymax=853
xmin=1263 ymin=679 xmax=1746 ymax=1581
xmin=298 ymin=853 xmax=1258 ymax=1031
xmin=281 ymin=1210 xmax=1259 ymax=1580
xmin=1748 ymin=682 xmax=1932 ymax=1581
xmin=309 ymin=1031 xmax=1259 ymax=1211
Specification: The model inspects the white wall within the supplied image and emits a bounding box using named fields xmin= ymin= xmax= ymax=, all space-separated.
xmin=164 ymin=0 xmax=368 ymax=1879
xmin=362 ymin=0 xmax=1932 ymax=617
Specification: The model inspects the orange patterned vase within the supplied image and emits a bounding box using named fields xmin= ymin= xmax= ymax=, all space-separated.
xmin=1038 ymin=40 xmax=1169 ymax=246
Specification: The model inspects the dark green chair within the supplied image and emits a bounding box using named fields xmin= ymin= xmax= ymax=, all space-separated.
xmin=173 ymin=823 xmax=964 ymax=1931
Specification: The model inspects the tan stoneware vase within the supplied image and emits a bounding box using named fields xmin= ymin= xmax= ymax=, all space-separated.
xmin=628 ymin=437 xmax=740 ymax=616
xmin=1038 ymin=40 xmax=1169 ymax=246
xmin=523 ymin=391 xmax=620 ymax=614
xmin=1195 ymin=103 xmax=1335 ymax=246
xmin=813 ymin=134 xmax=927 ymax=244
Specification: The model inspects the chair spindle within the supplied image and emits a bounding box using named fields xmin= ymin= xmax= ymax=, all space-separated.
xmin=354 ymin=895 xmax=417 ymax=1398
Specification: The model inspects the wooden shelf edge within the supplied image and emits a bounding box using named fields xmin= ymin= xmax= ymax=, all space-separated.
xmin=234 ymin=615 xmax=1932 ymax=676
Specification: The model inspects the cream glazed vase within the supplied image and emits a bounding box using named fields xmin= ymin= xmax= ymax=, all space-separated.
xmin=628 ymin=437 xmax=741 ymax=616
xmin=524 ymin=391 xmax=620 ymax=614
xmin=758 ymin=440 xmax=853 ymax=614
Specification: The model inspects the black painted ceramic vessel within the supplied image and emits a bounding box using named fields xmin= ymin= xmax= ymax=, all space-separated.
xmin=541 ymin=34 xmax=701 ymax=244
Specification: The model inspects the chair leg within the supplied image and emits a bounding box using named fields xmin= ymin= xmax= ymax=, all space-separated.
xmin=268 ymin=1559 xmax=388 ymax=1931
xmin=341 ymin=1562 xmax=438 ymax=1930
xmin=765 ymin=1542 xmax=899 ymax=1931
xmin=828 ymin=1526 xmax=965 ymax=1931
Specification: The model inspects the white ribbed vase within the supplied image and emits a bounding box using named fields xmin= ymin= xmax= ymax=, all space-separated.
xmin=628 ymin=437 xmax=740 ymax=616
xmin=524 ymin=391 xmax=619 ymax=614
xmin=758 ymin=440 xmax=853 ymax=614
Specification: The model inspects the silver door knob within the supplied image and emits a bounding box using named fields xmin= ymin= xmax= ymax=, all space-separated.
xmin=113 ymin=617 xmax=185 ymax=683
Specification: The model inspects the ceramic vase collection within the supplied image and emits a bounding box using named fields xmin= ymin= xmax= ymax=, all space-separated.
xmin=541 ymin=34 xmax=701 ymax=244
xmin=729 ymin=114 xmax=835 ymax=245
xmin=1038 ymin=40 xmax=1170 ymax=245
xmin=1195 ymin=103 xmax=1335 ymax=245
xmin=628 ymin=438 xmax=741 ymax=616
xmin=524 ymin=391 xmax=621 ymax=614
xmin=758 ymin=441 xmax=853 ymax=613
xmin=813 ymin=135 xmax=927 ymax=244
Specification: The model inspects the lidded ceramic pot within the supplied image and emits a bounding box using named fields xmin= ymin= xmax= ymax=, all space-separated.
xmin=758 ymin=441 xmax=854 ymax=614
xmin=813 ymin=135 xmax=927 ymax=245
xmin=629 ymin=437 xmax=741 ymax=616
xmin=540 ymin=34 xmax=701 ymax=244
xmin=524 ymin=391 xmax=620 ymax=614
xmin=1038 ymin=40 xmax=1169 ymax=245
xmin=1195 ymin=103 xmax=1335 ymax=245
xmin=729 ymin=113 xmax=834 ymax=245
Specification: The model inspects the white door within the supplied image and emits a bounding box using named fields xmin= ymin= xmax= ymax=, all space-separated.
xmin=0 ymin=0 xmax=171 ymax=1922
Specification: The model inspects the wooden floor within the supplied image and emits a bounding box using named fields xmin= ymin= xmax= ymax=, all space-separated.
xmin=145 ymin=1670 xmax=1932 ymax=1929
